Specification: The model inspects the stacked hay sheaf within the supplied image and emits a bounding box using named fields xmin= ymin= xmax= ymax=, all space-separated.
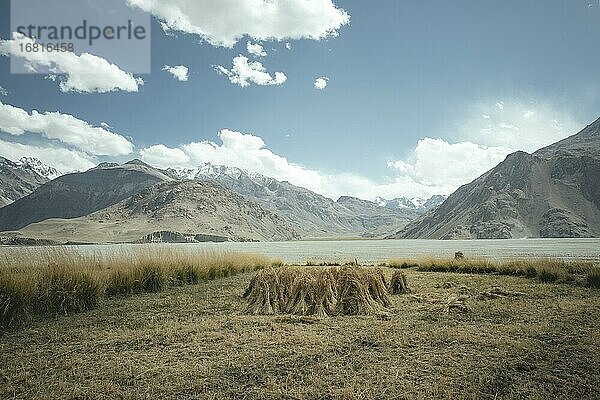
xmin=243 ymin=266 xmax=395 ymax=317
xmin=389 ymin=271 xmax=410 ymax=295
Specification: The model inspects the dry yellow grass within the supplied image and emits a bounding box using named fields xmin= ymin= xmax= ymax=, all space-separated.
xmin=1 ymin=246 xmax=274 ymax=331
xmin=380 ymin=257 xmax=599 ymax=286
xmin=0 ymin=267 xmax=598 ymax=399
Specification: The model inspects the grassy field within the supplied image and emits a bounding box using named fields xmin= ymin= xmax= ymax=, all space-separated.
xmin=0 ymin=247 xmax=275 ymax=331
xmin=1 ymin=262 xmax=599 ymax=399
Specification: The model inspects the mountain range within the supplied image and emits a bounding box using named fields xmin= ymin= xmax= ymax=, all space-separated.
xmin=1 ymin=117 xmax=598 ymax=243
xmin=0 ymin=159 xmax=435 ymax=243
xmin=389 ymin=117 xmax=600 ymax=239
xmin=165 ymin=164 xmax=439 ymax=237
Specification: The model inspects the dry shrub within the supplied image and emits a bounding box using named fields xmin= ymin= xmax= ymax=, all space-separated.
xmin=286 ymin=269 xmax=337 ymax=318
xmin=389 ymin=271 xmax=410 ymax=295
xmin=243 ymin=266 xmax=391 ymax=317
xmin=363 ymin=268 xmax=391 ymax=307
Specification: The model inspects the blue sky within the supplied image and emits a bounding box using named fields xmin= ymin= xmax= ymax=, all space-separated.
xmin=1 ymin=0 xmax=599 ymax=200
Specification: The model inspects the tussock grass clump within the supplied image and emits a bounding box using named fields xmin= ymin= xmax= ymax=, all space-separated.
xmin=335 ymin=268 xmax=381 ymax=315
xmin=105 ymin=263 xmax=167 ymax=296
xmin=586 ymin=270 xmax=600 ymax=288
xmin=286 ymin=269 xmax=338 ymax=318
xmin=33 ymin=265 xmax=102 ymax=315
xmin=389 ymin=271 xmax=410 ymax=295
xmin=243 ymin=266 xmax=391 ymax=317
xmin=388 ymin=256 xmax=597 ymax=286
xmin=0 ymin=246 xmax=273 ymax=332
xmin=171 ymin=264 xmax=202 ymax=286
xmin=379 ymin=260 xmax=419 ymax=269
xmin=271 ymin=259 xmax=285 ymax=268
xmin=0 ymin=275 xmax=32 ymax=330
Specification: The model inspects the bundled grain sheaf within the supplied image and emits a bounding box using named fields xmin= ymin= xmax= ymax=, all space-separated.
xmin=389 ymin=271 xmax=410 ymax=295
xmin=244 ymin=268 xmax=284 ymax=315
xmin=243 ymin=266 xmax=392 ymax=317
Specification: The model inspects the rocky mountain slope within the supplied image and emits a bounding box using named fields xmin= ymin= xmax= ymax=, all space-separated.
xmin=168 ymin=164 xmax=416 ymax=237
xmin=16 ymin=180 xmax=298 ymax=243
xmin=0 ymin=156 xmax=56 ymax=207
xmin=0 ymin=160 xmax=173 ymax=231
xmin=390 ymin=117 xmax=600 ymax=239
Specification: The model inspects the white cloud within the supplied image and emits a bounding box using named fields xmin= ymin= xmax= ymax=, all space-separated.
xmin=0 ymin=101 xmax=134 ymax=156
xmin=461 ymin=100 xmax=582 ymax=153
xmin=216 ymin=55 xmax=287 ymax=87
xmin=247 ymin=41 xmax=267 ymax=57
xmin=126 ymin=0 xmax=350 ymax=48
xmin=387 ymin=138 xmax=510 ymax=191
xmin=0 ymin=86 xmax=7 ymax=96
xmin=141 ymin=129 xmax=323 ymax=193
xmin=0 ymin=139 xmax=96 ymax=172
xmin=141 ymin=100 xmax=584 ymax=201
xmin=379 ymin=100 xmax=585 ymax=198
xmin=285 ymin=42 xmax=292 ymax=50
xmin=314 ymin=77 xmax=329 ymax=90
xmin=0 ymin=33 xmax=143 ymax=93
xmin=139 ymin=129 xmax=459 ymax=200
xmin=140 ymin=144 xmax=190 ymax=166
xmin=162 ymin=65 xmax=189 ymax=81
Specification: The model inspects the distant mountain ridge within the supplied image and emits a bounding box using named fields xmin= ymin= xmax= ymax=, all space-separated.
xmin=17 ymin=180 xmax=299 ymax=243
xmin=0 ymin=156 xmax=447 ymax=243
xmin=0 ymin=156 xmax=57 ymax=207
xmin=167 ymin=163 xmax=419 ymax=237
xmin=0 ymin=159 xmax=173 ymax=232
xmin=389 ymin=117 xmax=600 ymax=239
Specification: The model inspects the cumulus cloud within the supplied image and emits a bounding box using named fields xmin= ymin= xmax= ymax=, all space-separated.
xmin=141 ymin=100 xmax=584 ymax=201
xmin=0 ymin=139 xmax=96 ymax=172
xmin=461 ymin=100 xmax=582 ymax=153
xmin=247 ymin=41 xmax=267 ymax=57
xmin=126 ymin=0 xmax=350 ymax=47
xmin=0 ymin=86 xmax=7 ymax=96
xmin=381 ymin=100 xmax=585 ymax=198
xmin=139 ymin=129 xmax=458 ymax=200
xmin=285 ymin=42 xmax=292 ymax=50
xmin=387 ymin=138 xmax=510 ymax=191
xmin=314 ymin=77 xmax=329 ymax=90
xmin=216 ymin=55 xmax=287 ymax=87
xmin=140 ymin=144 xmax=190 ymax=166
xmin=0 ymin=101 xmax=134 ymax=156
xmin=0 ymin=33 xmax=143 ymax=93
xmin=162 ymin=65 xmax=189 ymax=81
xmin=141 ymin=129 xmax=323 ymax=193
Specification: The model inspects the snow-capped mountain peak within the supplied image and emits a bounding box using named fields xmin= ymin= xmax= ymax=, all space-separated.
xmin=376 ymin=195 xmax=447 ymax=212
xmin=15 ymin=157 xmax=62 ymax=180
xmin=167 ymin=163 xmax=267 ymax=182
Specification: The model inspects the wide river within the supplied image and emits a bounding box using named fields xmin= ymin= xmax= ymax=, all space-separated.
xmin=4 ymin=238 xmax=599 ymax=264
